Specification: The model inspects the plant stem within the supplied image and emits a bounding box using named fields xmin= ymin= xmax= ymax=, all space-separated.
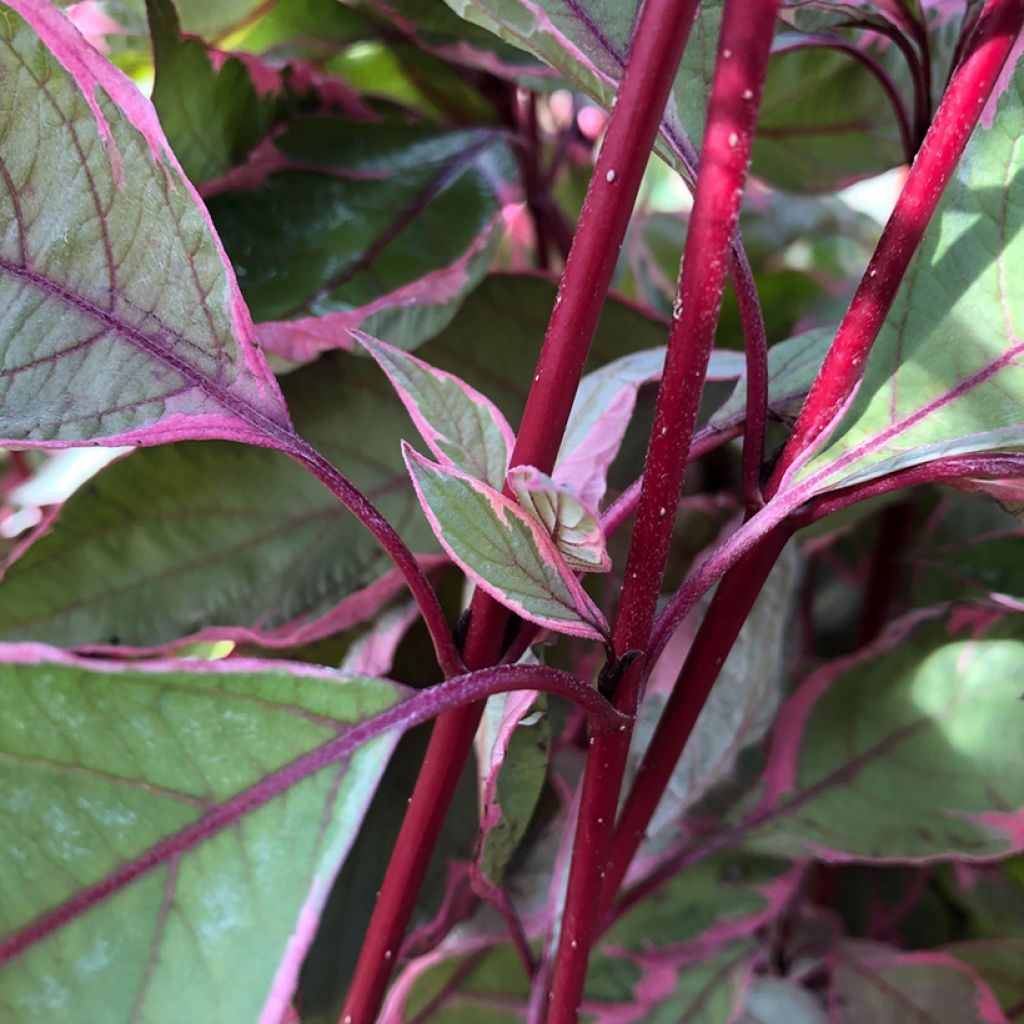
xmin=289 ymin=440 xmax=464 ymax=679
xmin=729 ymin=244 xmax=769 ymax=511
xmin=602 ymin=525 xmax=790 ymax=905
xmin=545 ymin=4 xmax=781 ymax=1019
xmin=856 ymin=497 xmax=916 ymax=644
xmin=340 ymin=3 xmax=702 ymax=1018
xmin=766 ymin=0 xmax=1024 ymax=496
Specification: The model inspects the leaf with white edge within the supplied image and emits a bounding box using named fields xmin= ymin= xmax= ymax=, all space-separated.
xmin=631 ymin=540 xmax=801 ymax=841
xmin=706 ymin=328 xmax=831 ymax=436
xmin=555 ymin=346 xmax=746 ymax=508
xmin=833 ymin=943 xmax=1010 ymax=1024
xmin=474 ymin=688 xmax=549 ymax=888
xmin=442 ymin=0 xmax=723 ymax=183
xmin=355 ymin=331 xmax=514 ymax=489
xmin=508 ymin=466 xmax=610 ymax=573
xmin=788 ymin=62 xmax=1024 ymax=498
xmin=339 ymin=601 xmax=421 ymax=676
xmin=403 ymin=444 xmax=609 ymax=639
xmin=0 ymin=646 xmax=404 ymax=1024
xmin=0 ymin=2 xmax=291 ymax=450
xmin=737 ymin=614 xmax=1024 ymax=861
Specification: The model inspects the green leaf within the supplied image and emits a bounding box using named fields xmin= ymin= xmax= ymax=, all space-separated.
xmin=0 ymin=647 xmax=402 ymax=1024
xmin=740 ymin=614 xmax=1024 ymax=860
xmin=0 ymin=353 xmax=437 ymax=650
xmin=209 ymin=120 xmax=515 ymax=361
xmin=833 ymin=942 xmax=1008 ymax=1024
xmin=943 ymin=939 xmax=1024 ymax=1012
xmin=356 ymin=332 xmax=514 ymax=489
xmin=789 ymin=61 xmax=1024 ymax=496
xmin=404 ymin=445 xmax=609 ymax=639
xmin=706 ymin=329 xmax=831 ymax=435
xmin=753 ymin=37 xmax=907 ymax=193
xmin=146 ymin=0 xmax=279 ymax=185
xmin=0 ymin=3 xmax=290 ymax=449
xmin=475 ymin=690 xmax=549 ymax=887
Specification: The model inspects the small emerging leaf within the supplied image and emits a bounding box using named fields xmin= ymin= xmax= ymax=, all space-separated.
xmin=355 ymin=331 xmax=514 ymax=488
xmin=403 ymin=444 xmax=609 ymax=639
xmin=508 ymin=465 xmax=610 ymax=573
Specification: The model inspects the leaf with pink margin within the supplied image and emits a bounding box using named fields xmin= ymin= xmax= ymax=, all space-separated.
xmin=403 ymin=444 xmax=609 ymax=639
xmin=554 ymin=347 xmax=745 ymax=509
xmin=833 ymin=942 xmax=1010 ymax=1024
xmin=508 ymin=465 xmax=610 ymax=573
xmin=943 ymin=940 xmax=1024 ymax=1014
xmin=338 ymin=600 xmax=422 ymax=677
xmin=787 ymin=60 xmax=1024 ymax=499
xmin=0 ymin=644 xmax=404 ymax=1024
xmin=473 ymin=686 xmax=549 ymax=888
xmin=0 ymin=2 xmax=291 ymax=450
xmin=735 ymin=613 xmax=1024 ymax=862
xmin=208 ymin=121 xmax=515 ymax=364
xmin=356 ymin=331 xmax=515 ymax=489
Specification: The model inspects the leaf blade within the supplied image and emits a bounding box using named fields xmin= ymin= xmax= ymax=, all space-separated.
xmin=403 ymin=444 xmax=609 ymax=639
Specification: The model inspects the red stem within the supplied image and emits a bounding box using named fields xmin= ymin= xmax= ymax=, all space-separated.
xmin=340 ymin=2 xmax=702 ymax=1018
xmin=602 ymin=525 xmax=791 ymax=905
xmin=767 ymin=0 xmax=1024 ymax=496
xmin=545 ymin=5 xmax=781 ymax=1020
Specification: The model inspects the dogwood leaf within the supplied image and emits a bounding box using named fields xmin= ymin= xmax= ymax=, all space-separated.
xmin=789 ymin=63 xmax=1024 ymax=497
xmin=508 ymin=466 xmax=610 ymax=573
xmin=0 ymin=646 xmax=403 ymax=1024
xmin=0 ymin=1 xmax=290 ymax=450
xmin=355 ymin=332 xmax=514 ymax=489
xmin=403 ymin=445 xmax=609 ymax=639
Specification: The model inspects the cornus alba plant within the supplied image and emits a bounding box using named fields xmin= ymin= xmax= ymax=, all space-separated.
xmin=4 ymin=0 xmax=1024 ymax=1022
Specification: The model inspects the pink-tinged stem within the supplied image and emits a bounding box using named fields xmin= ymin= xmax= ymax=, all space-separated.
xmin=340 ymin=3 xmax=703 ymax=1018
xmin=603 ymin=525 xmax=791 ymax=905
xmin=545 ymin=5 xmax=781 ymax=1021
xmin=767 ymin=0 xmax=1024 ymax=496
xmin=290 ymin=440 xmax=464 ymax=679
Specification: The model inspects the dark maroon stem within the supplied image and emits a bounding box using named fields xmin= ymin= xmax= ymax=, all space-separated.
xmin=774 ymin=32 xmax=915 ymax=164
xmin=767 ymin=0 xmax=1024 ymax=496
xmin=289 ymin=441 xmax=464 ymax=679
xmin=545 ymin=4 xmax=781 ymax=1020
xmin=856 ymin=497 xmax=917 ymax=644
xmin=340 ymin=3 xmax=703 ymax=1019
xmin=603 ymin=525 xmax=791 ymax=904
xmin=797 ymin=454 xmax=1024 ymax=526
xmin=729 ymin=244 xmax=769 ymax=511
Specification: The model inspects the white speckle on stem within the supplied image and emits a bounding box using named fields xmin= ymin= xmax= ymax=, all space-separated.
xmin=728 ymin=132 xmax=739 ymax=148
xmin=742 ymin=88 xmax=753 ymax=100
xmin=723 ymin=48 xmax=733 ymax=59
xmin=606 ymin=169 xmax=616 ymax=183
